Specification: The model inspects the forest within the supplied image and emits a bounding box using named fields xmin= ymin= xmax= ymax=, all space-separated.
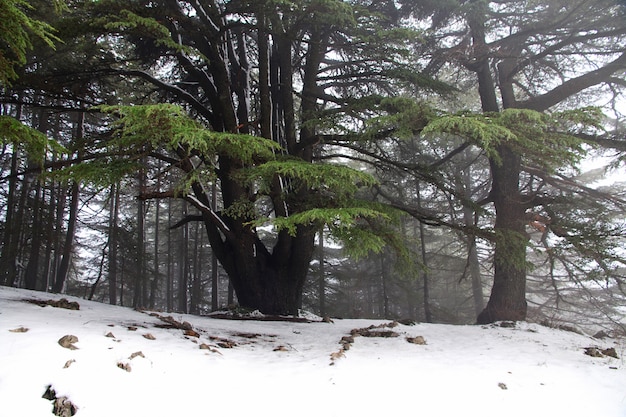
xmin=1 ymin=0 xmax=625 ymax=331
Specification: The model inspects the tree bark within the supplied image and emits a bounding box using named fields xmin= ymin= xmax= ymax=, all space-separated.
xmin=24 ymin=179 xmax=42 ymax=290
xmin=477 ymin=146 xmax=528 ymax=323
xmin=53 ymin=180 xmax=79 ymax=293
xmin=108 ymin=182 xmax=120 ymax=305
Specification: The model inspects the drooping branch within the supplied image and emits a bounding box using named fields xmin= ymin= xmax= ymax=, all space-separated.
xmin=521 ymin=51 xmax=626 ymax=112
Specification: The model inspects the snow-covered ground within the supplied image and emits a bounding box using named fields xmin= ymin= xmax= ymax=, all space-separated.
xmin=1 ymin=286 xmax=625 ymax=417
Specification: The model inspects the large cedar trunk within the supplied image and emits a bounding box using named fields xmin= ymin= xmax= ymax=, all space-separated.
xmin=477 ymin=145 xmax=528 ymax=323
xmin=206 ymin=220 xmax=316 ymax=316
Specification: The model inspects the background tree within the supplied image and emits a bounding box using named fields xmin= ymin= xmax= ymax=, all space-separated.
xmin=408 ymin=0 xmax=626 ymax=323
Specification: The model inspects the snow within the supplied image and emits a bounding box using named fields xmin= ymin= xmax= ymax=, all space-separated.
xmin=1 ymin=286 xmax=625 ymax=417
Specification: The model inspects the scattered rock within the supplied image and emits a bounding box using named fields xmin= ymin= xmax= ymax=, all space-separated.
xmin=355 ymin=329 xmax=399 ymax=338
xmin=129 ymin=351 xmax=145 ymax=360
xmin=499 ymin=321 xmax=516 ymax=328
xmin=330 ymin=349 xmax=345 ymax=363
xmin=593 ymin=330 xmax=610 ymax=339
xmin=184 ymin=329 xmax=200 ymax=338
xmin=9 ymin=326 xmax=29 ymax=333
xmin=42 ymin=385 xmax=78 ymax=417
xmin=25 ymin=298 xmax=80 ymax=310
xmin=58 ymin=335 xmax=79 ymax=350
xmin=50 ymin=298 xmax=80 ymax=310
xmin=105 ymin=332 xmax=116 ymax=338
xmin=498 ymin=382 xmax=508 ymax=390
xmin=406 ymin=336 xmax=427 ymax=345
xmin=584 ymin=347 xmax=619 ymax=359
xmin=584 ymin=347 xmax=604 ymax=358
xmin=273 ymin=345 xmax=289 ymax=352
xmin=127 ymin=326 xmax=138 ymax=331
xmin=322 ymin=316 xmax=334 ymax=323
xmin=117 ymin=362 xmax=132 ymax=372
xmin=63 ymin=359 xmax=76 ymax=369
xmin=199 ymin=343 xmax=222 ymax=354
xmin=142 ymin=333 xmax=156 ymax=340
xmin=601 ymin=347 xmax=619 ymax=359
xmin=398 ymin=318 xmax=416 ymax=326
xmin=217 ymin=340 xmax=236 ymax=349
xmin=233 ymin=332 xmax=261 ymax=339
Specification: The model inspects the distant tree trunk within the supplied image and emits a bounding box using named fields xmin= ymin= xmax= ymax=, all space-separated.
xmin=0 ymin=103 xmax=24 ymax=287
xmin=150 ymin=166 xmax=162 ymax=309
xmin=24 ymin=180 xmax=43 ymax=290
xmin=317 ymin=229 xmax=326 ymax=317
xmin=53 ymin=180 xmax=79 ymax=293
xmin=88 ymin=245 xmax=107 ymax=300
xmin=42 ymin=159 xmax=57 ymax=292
xmin=211 ymin=182 xmax=219 ymax=311
xmin=459 ymin=158 xmax=485 ymax=317
xmin=0 ymin=146 xmax=20 ymax=286
xmin=379 ymin=253 xmax=390 ymax=318
xmin=177 ymin=201 xmax=189 ymax=313
xmin=51 ymin=180 xmax=68 ymax=291
xmin=416 ymin=181 xmax=433 ymax=323
xmin=190 ymin=222 xmax=202 ymax=314
xmin=108 ymin=183 xmax=120 ymax=305
xmin=166 ymin=198 xmax=174 ymax=312
xmin=53 ymin=112 xmax=84 ymax=293
xmin=133 ymin=162 xmax=147 ymax=308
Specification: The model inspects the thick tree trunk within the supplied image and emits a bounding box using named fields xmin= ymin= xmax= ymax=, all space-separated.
xmin=209 ymin=223 xmax=316 ymax=316
xmin=477 ymin=145 xmax=528 ymax=323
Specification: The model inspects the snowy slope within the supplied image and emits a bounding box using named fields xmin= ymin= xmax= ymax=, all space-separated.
xmin=1 ymin=286 xmax=624 ymax=417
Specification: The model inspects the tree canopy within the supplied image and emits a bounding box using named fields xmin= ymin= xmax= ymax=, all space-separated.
xmin=1 ymin=0 xmax=625 ymax=327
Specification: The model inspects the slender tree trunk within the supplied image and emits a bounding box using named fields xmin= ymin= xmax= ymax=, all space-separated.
xmin=190 ymin=222 xmax=202 ymax=314
xmin=317 ymin=229 xmax=326 ymax=317
xmin=460 ymin=158 xmax=485 ymax=317
xmin=178 ymin=201 xmax=189 ymax=313
xmin=210 ymin=184 xmax=219 ymax=311
xmin=416 ymin=181 xmax=433 ymax=322
xmin=167 ymin=198 xmax=174 ymax=312
xmin=53 ymin=180 xmax=79 ymax=293
xmin=379 ymin=253 xmax=390 ymax=318
xmin=24 ymin=180 xmax=43 ymax=290
xmin=133 ymin=162 xmax=147 ymax=308
xmin=108 ymin=183 xmax=120 ymax=305
xmin=0 ymin=103 xmax=24 ymax=287
xmin=53 ymin=112 xmax=85 ymax=293
xmin=150 ymin=196 xmax=161 ymax=309
xmin=0 ymin=147 xmax=20 ymax=286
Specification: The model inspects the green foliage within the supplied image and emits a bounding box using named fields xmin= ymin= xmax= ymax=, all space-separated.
xmin=102 ymin=9 xmax=203 ymax=59
xmin=100 ymin=104 xmax=282 ymax=164
xmin=52 ymin=159 xmax=139 ymax=188
xmin=0 ymin=0 xmax=61 ymax=86
xmin=242 ymin=159 xmax=377 ymax=199
xmin=0 ymin=115 xmax=67 ymax=164
xmin=423 ymin=108 xmax=591 ymax=171
xmin=362 ymin=97 xmax=437 ymax=140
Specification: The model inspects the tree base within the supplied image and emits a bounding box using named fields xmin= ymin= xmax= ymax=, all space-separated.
xmin=476 ymin=302 xmax=527 ymax=324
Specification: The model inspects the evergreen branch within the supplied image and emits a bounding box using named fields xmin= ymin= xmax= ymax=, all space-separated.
xmin=116 ymin=69 xmax=215 ymax=123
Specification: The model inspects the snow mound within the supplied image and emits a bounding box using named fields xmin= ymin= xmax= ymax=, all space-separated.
xmin=1 ymin=286 xmax=624 ymax=417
